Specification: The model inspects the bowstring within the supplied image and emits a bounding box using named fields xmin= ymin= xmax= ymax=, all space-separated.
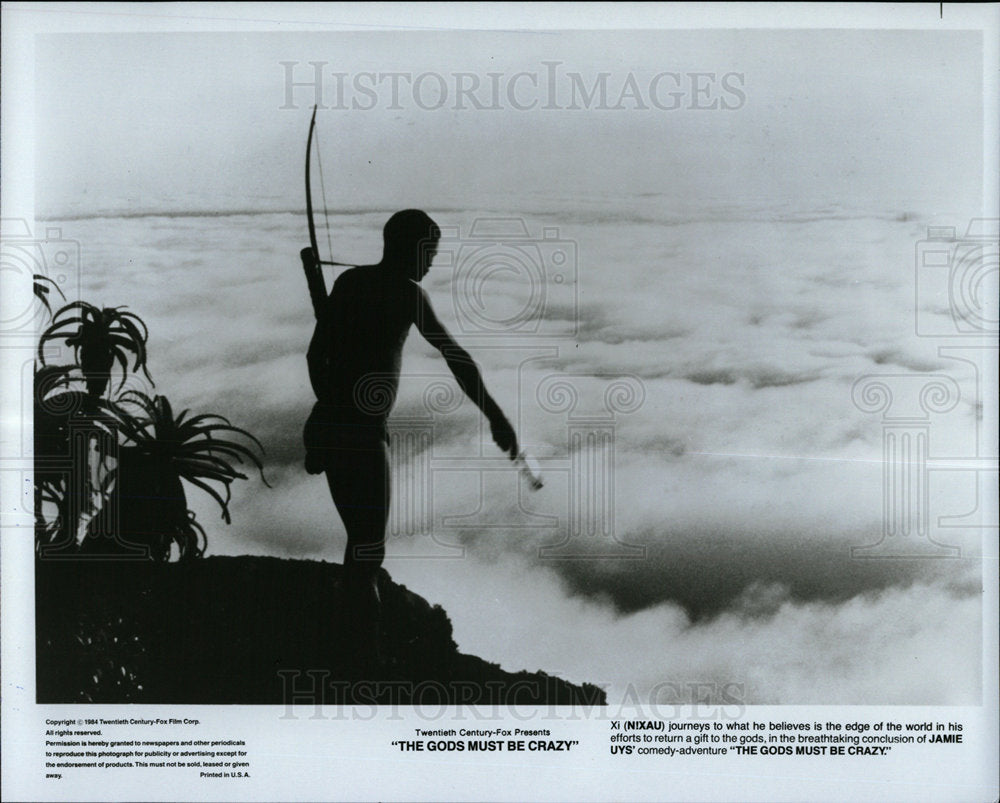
xmin=313 ymin=125 xmax=335 ymax=264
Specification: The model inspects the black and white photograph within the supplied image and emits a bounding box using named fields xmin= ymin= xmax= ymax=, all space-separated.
xmin=2 ymin=3 xmax=998 ymax=801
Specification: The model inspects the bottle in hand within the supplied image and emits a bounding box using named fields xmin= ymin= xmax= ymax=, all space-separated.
xmin=514 ymin=451 xmax=544 ymax=491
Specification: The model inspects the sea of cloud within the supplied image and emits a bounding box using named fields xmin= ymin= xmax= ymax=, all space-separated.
xmin=45 ymin=195 xmax=985 ymax=703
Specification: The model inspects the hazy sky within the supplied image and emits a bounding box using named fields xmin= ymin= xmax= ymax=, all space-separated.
xmin=36 ymin=29 xmax=982 ymax=216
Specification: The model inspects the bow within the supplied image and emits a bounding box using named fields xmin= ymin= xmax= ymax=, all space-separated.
xmin=301 ymin=104 xmax=350 ymax=319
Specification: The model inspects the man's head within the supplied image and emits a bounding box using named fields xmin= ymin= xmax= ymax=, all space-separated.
xmin=382 ymin=209 xmax=440 ymax=281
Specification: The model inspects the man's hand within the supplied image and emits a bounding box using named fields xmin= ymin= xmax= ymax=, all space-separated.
xmin=490 ymin=416 xmax=519 ymax=459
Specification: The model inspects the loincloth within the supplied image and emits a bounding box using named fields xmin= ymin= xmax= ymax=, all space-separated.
xmin=303 ymin=402 xmax=388 ymax=474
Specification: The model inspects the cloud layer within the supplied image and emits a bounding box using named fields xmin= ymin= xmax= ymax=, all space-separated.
xmin=52 ymin=194 xmax=986 ymax=704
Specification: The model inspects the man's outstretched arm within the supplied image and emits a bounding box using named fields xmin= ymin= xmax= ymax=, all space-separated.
xmin=415 ymin=286 xmax=518 ymax=457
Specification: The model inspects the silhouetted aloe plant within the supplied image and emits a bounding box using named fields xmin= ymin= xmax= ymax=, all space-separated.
xmin=33 ymin=274 xmax=66 ymax=318
xmin=35 ymin=301 xmax=152 ymax=551
xmin=39 ymin=301 xmax=151 ymax=398
xmin=35 ymin=298 xmax=268 ymax=561
xmin=34 ymin=363 xmax=118 ymax=554
xmin=81 ymin=392 xmax=267 ymax=561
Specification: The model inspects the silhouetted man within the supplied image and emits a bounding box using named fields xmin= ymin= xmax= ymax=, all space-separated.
xmin=305 ymin=209 xmax=519 ymax=618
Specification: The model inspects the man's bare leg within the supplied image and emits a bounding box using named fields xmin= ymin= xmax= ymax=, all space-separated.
xmin=325 ymin=439 xmax=390 ymax=608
